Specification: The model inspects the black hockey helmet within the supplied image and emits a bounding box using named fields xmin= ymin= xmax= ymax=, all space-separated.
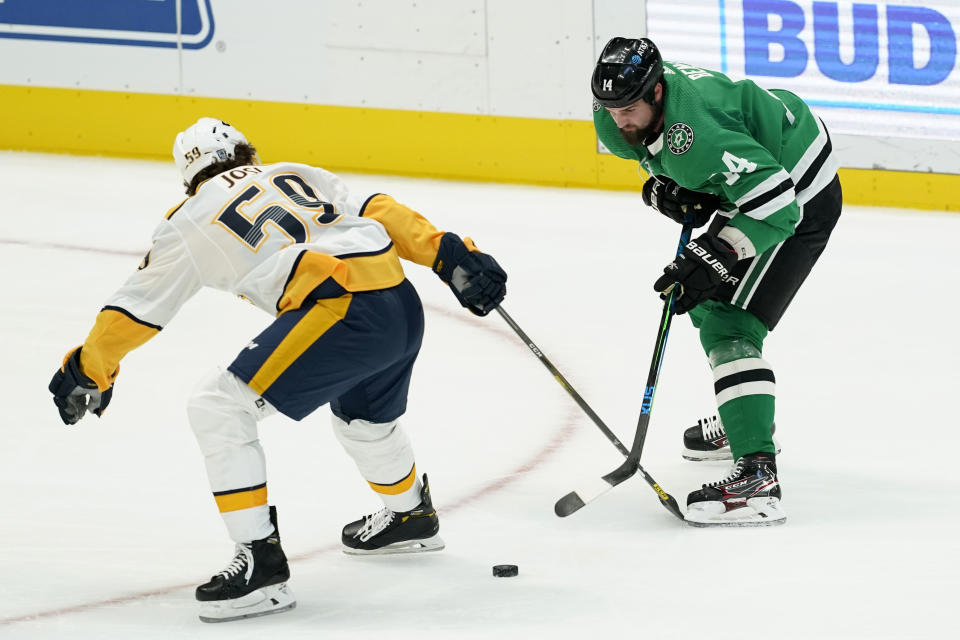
xmin=591 ymin=37 xmax=663 ymax=108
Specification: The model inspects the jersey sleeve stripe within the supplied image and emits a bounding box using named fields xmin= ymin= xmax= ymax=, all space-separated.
xmin=101 ymin=305 xmax=164 ymax=331
xmin=739 ymin=189 xmax=796 ymax=221
xmin=734 ymin=170 xmax=793 ymax=208
xmin=790 ymin=117 xmax=839 ymax=205
xmin=737 ymin=177 xmax=795 ymax=216
xmin=358 ymin=193 xmax=384 ymax=217
xmin=794 ymin=127 xmax=833 ymax=195
xmin=335 ymin=241 xmax=395 ymax=260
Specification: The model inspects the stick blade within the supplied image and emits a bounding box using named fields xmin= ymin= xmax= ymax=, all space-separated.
xmin=635 ymin=466 xmax=686 ymax=521
xmin=554 ymin=475 xmax=620 ymax=518
xmin=554 ymin=491 xmax=586 ymax=517
xmin=659 ymin=494 xmax=685 ymax=520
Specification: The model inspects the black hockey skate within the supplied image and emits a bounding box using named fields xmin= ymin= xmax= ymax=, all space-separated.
xmin=196 ymin=506 xmax=296 ymax=622
xmin=685 ymin=453 xmax=786 ymax=527
xmin=342 ymin=473 xmax=445 ymax=555
xmin=682 ymin=415 xmax=779 ymax=461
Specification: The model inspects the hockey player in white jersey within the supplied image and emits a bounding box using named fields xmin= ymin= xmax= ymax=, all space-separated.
xmin=48 ymin=118 xmax=508 ymax=622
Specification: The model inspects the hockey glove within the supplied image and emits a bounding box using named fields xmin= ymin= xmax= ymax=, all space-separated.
xmin=48 ymin=347 xmax=114 ymax=425
xmin=653 ymin=234 xmax=738 ymax=315
xmin=642 ymin=175 xmax=720 ymax=228
xmin=433 ymin=232 xmax=507 ymax=316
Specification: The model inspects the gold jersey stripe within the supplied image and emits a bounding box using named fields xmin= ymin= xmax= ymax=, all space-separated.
xmin=360 ymin=194 xmax=445 ymax=267
xmin=248 ymin=294 xmax=353 ymax=394
xmin=368 ymin=464 xmax=417 ymax=496
xmin=214 ymin=486 xmax=268 ymax=513
xmin=277 ymin=245 xmax=405 ymax=314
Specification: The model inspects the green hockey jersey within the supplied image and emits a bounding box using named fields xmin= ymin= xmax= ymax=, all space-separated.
xmin=594 ymin=61 xmax=838 ymax=259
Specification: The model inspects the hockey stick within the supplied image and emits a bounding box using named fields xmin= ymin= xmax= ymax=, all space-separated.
xmin=554 ymin=224 xmax=694 ymax=518
xmin=495 ymin=306 xmax=627 ymax=456
xmin=495 ymin=307 xmax=683 ymax=520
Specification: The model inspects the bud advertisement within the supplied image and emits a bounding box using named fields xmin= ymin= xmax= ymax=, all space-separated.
xmin=647 ymin=0 xmax=960 ymax=141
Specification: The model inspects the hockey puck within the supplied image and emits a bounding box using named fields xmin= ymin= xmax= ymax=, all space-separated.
xmin=492 ymin=564 xmax=518 ymax=577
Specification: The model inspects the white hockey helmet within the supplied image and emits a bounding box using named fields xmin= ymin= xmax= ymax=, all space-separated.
xmin=173 ymin=117 xmax=250 ymax=186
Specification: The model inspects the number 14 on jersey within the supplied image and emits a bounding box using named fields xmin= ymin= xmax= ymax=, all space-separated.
xmin=721 ymin=151 xmax=757 ymax=186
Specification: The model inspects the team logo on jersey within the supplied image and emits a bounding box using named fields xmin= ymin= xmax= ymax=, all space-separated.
xmin=666 ymin=122 xmax=694 ymax=155
xmin=138 ymin=250 xmax=151 ymax=271
xmin=593 ymin=99 xmax=603 ymax=112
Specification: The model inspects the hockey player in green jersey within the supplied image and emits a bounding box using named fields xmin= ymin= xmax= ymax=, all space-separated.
xmin=591 ymin=37 xmax=841 ymax=526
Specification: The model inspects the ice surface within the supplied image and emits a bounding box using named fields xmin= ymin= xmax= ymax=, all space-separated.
xmin=1 ymin=152 xmax=957 ymax=639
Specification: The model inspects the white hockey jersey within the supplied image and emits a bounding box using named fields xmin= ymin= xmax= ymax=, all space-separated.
xmin=75 ymin=162 xmax=450 ymax=390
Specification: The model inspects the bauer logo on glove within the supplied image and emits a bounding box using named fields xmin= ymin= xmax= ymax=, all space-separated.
xmin=653 ymin=235 xmax=738 ymax=315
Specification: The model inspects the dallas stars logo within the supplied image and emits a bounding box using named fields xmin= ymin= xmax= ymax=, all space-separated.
xmin=666 ymin=122 xmax=694 ymax=155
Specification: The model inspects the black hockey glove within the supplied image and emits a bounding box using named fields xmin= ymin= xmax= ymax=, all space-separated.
xmin=48 ymin=347 xmax=114 ymax=425
xmin=433 ymin=232 xmax=507 ymax=316
xmin=642 ymin=175 xmax=720 ymax=228
xmin=653 ymin=234 xmax=738 ymax=315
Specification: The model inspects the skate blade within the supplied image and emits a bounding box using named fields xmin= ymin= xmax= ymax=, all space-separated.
xmin=343 ymin=534 xmax=445 ymax=556
xmin=198 ymin=582 xmax=296 ymax=623
xmin=682 ymin=448 xmax=733 ymax=462
xmin=685 ymin=497 xmax=786 ymax=528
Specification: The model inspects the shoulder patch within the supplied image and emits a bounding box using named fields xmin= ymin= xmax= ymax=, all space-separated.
xmin=593 ymin=99 xmax=603 ymax=113
xmin=666 ymin=122 xmax=694 ymax=155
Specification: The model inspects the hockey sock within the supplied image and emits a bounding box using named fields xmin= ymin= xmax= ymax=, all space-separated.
xmin=693 ymin=302 xmax=777 ymax=460
xmin=332 ymin=415 xmax=422 ymax=512
xmin=187 ymin=368 xmax=277 ymax=543
xmin=714 ymin=373 xmax=776 ymax=459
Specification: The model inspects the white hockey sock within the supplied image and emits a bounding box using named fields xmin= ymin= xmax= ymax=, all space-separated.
xmin=188 ymin=368 xmax=277 ymax=542
xmin=332 ymin=414 xmax=421 ymax=512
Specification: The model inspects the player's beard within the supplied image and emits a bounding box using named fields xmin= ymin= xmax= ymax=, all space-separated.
xmin=617 ymin=126 xmax=645 ymax=147
xmin=617 ymin=98 xmax=664 ymax=148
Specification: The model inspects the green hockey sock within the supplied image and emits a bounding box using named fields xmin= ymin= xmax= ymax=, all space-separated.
xmin=692 ymin=301 xmax=777 ymax=459
xmin=716 ymin=390 xmax=776 ymax=459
